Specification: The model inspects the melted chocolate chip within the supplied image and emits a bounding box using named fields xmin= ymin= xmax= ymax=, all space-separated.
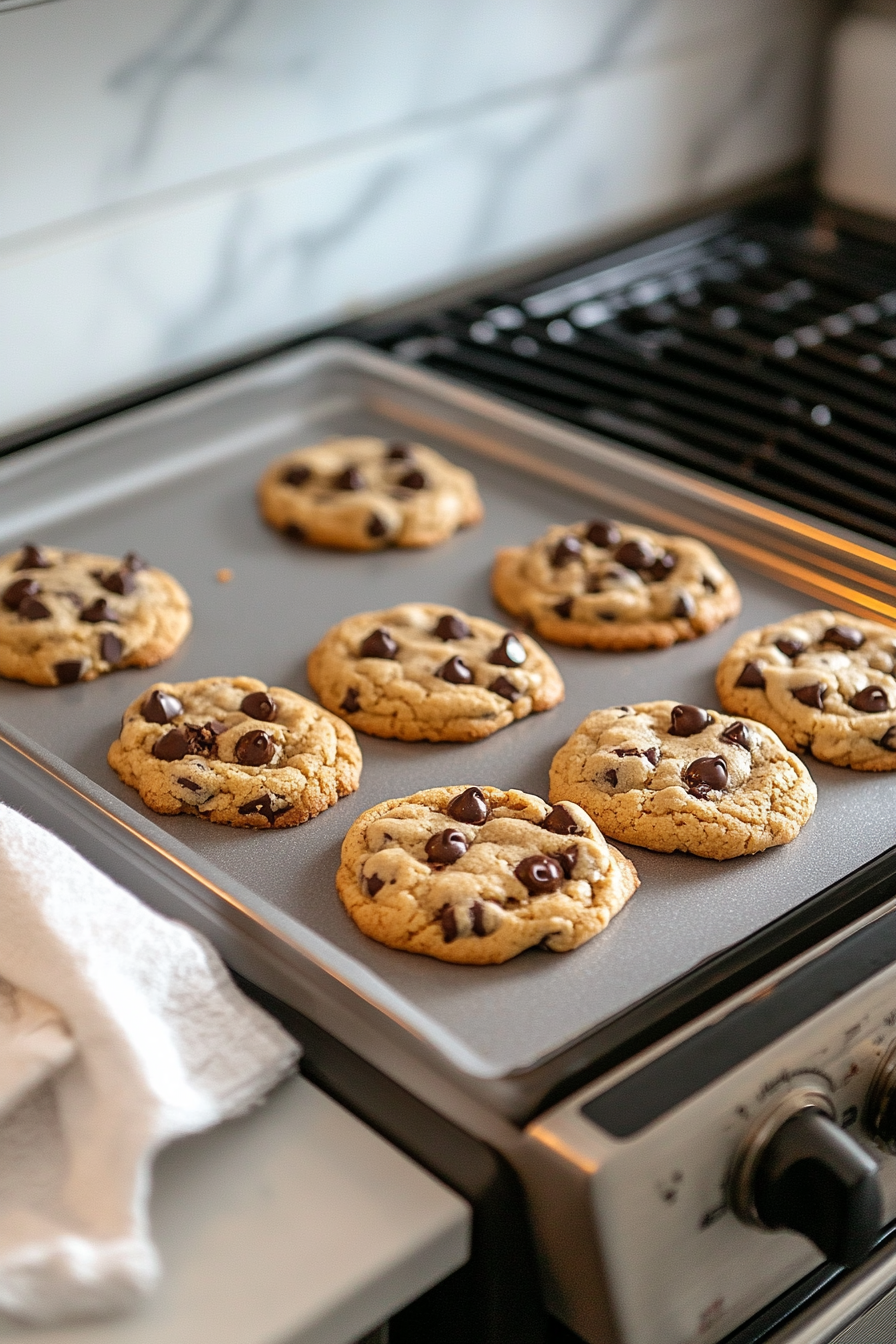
xmin=552 ymin=536 xmax=582 ymax=566
xmin=643 ymin=747 xmax=660 ymax=765
xmin=399 ymin=469 xmax=427 ymax=490
xmin=489 ymin=633 xmax=526 ymax=666
xmin=615 ymin=539 xmax=654 ymax=571
xmin=153 ymin=721 xmax=222 ymax=761
xmin=792 ymin=683 xmax=825 ymax=710
xmin=236 ymin=730 xmax=276 ymax=766
xmin=3 ymin=578 xmax=40 ymax=610
xmin=386 ymin=441 xmax=413 ymax=460
xmin=540 ymin=805 xmax=582 ymax=835
xmin=606 ymin=768 xmax=618 ymax=786
xmin=18 ymin=595 xmax=51 ymax=621
xmin=702 ymin=574 xmax=718 ymax=593
xmin=425 ymin=828 xmax=469 ymax=866
xmin=81 ymin=598 xmax=118 ymax=624
xmin=335 ymin=466 xmax=364 ymax=491
xmin=850 ymin=686 xmax=889 ymax=713
xmin=470 ymin=900 xmax=488 ymax=937
xmin=646 ymin=553 xmax=676 ymax=582
xmin=123 ymin=553 xmax=147 ymax=572
xmin=285 ymin=523 xmax=306 ymax=543
xmin=366 ymin=873 xmax=385 ymax=897
xmin=554 ymin=598 xmax=574 ymax=619
xmin=673 ymin=592 xmax=696 ymax=618
xmin=880 ymin=726 xmax=896 ymax=752
xmin=283 ymin=465 xmax=311 ymax=487
xmin=100 ymin=632 xmax=123 ymax=664
xmin=15 ymin=544 xmax=50 ymax=571
xmin=143 ymin=689 xmax=183 ymax=724
xmin=736 ymin=661 xmax=766 ymax=689
xmin=54 ymin=659 xmax=84 ymax=685
xmin=99 ymin=567 xmax=136 ymax=596
xmin=177 ymin=777 xmax=202 ymax=792
xmin=586 ymin=519 xmax=620 ymax=548
xmin=670 ymin=704 xmax=710 ymax=736
xmin=367 ymin=514 xmax=388 ymax=539
xmin=238 ymin=795 xmax=278 ymax=825
xmin=447 ymin=787 xmax=489 ymax=825
xmin=775 ymin=637 xmax=805 ymax=659
xmin=360 ymin=628 xmax=398 ymax=659
xmin=152 ymin=728 xmax=192 ymax=761
xmin=437 ymin=655 xmax=473 ymax=684
xmin=557 ymin=846 xmax=578 ymax=877
xmin=434 ymin=614 xmax=470 ymax=641
xmin=341 ymin=687 xmax=361 ymax=713
xmin=489 ymin=675 xmax=520 ymax=702
xmin=720 ymin=721 xmax=751 ymax=749
xmin=515 ymin=854 xmax=564 ymax=893
xmin=240 ymin=691 xmax=277 ymax=720
xmin=440 ymin=905 xmax=458 ymax=943
xmin=823 ymin=625 xmax=865 ymax=650
xmin=684 ymin=755 xmax=729 ymax=798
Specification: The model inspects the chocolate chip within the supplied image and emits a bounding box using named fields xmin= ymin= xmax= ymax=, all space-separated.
xmin=99 ymin=568 xmax=136 ymax=596
xmin=586 ymin=573 xmax=605 ymax=592
xmin=341 ymin=687 xmax=361 ymax=713
xmin=643 ymin=747 xmax=660 ymax=765
xmin=554 ymin=598 xmax=574 ymax=619
xmin=236 ymin=730 xmax=276 ymax=766
xmin=152 ymin=728 xmax=191 ymax=761
xmin=399 ymin=470 xmax=427 ymax=490
xmin=646 ymin=553 xmax=676 ymax=582
xmin=100 ymin=632 xmax=123 ymax=664
xmin=488 ymin=633 xmax=526 ymax=667
xmin=81 ymin=598 xmax=118 ymax=624
xmin=366 ymin=873 xmax=385 ymax=897
xmin=154 ymin=722 xmax=220 ymax=760
xmin=793 ymin=683 xmax=825 ymax=709
xmin=15 ymin=544 xmax=50 ymax=571
xmin=702 ymin=574 xmax=718 ymax=593
xmin=514 ymin=854 xmax=565 ymax=894
xmin=386 ymin=441 xmax=413 ymax=460
xmin=123 ymin=552 xmax=147 ymax=572
xmin=437 ymin=655 xmax=473 ymax=684
xmin=282 ymin=465 xmax=311 ymax=487
xmin=615 ymin=539 xmax=654 ymax=571
xmin=360 ymin=628 xmax=398 ymax=659
xmin=17 ymin=595 xmax=51 ymax=621
xmin=540 ymin=804 xmax=582 ymax=835
xmin=335 ymin=466 xmax=364 ymax=491
xmin=673 ymin=592 xmax=696 ymax=618
xmin=775 ymin=638 xmax=805 ymax=659
xmin=823 ymin=625 xmax=864 ymax=650
xmin=489 ymin=675 xmax=520 ymax=702
xmin=208 ymin=720 xmax=227 ymax=735
xmin=177 ymin=777 xmax=202 ymax=792
xmin=447 ymin=787 xmax=489 ymax=825
xmin=285 ymin=523 xmax=306 ymax=543
xmin=850 ymin=686 xmax=889 ymax=713
xmin=3 ymin=578 xmax=40 ymax=610
xmin=720 ymin=721 xmax=751 ymax=749
xmin=367 ymin=514 xmax=388 ymax=539
xmin=238 ymin=794 xmax=278 ymax=825
xmin=434 ymin=614 xmax=470 ymax=641
xmin=440 ymin=905 xmax=458 ymax=943
xmin=736 ymin=661 xmax=766 ymax=689
xmin=684 ymin=755 xmax=729 ymax=797
xmin=557 ymin=846 xmax=578 ymax=877
xmin=880 ymin=726 xmax=896 ymax=752
xmin=54 ymin=659 xmax=84 ymax=685
xmin=552 ymin=536 xmax=582 ymax=566
xmin=425 ymin=828 xmax=469 ymax=866
xmin=606 ymin=768 xmax=618 ymax=786
xmin=586 ymin=519 xmax=620 ymax=548
xmin=143 ymin=689 xmax=183 ymax=724
xmin=471 ymin=901 xmax=488 ymax=937
xmin=670 ymin=704 xmax=710 ymax=736
xmin=240 ymin=691 xmax=277 ymax=720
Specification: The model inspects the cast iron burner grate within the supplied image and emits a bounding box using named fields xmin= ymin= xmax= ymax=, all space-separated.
xmin=351 ymin=202 xmax=896 ymax=548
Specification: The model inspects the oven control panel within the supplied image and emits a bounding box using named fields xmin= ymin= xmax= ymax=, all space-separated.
xmin=523 ymin=921 xmax=896 ymax=1344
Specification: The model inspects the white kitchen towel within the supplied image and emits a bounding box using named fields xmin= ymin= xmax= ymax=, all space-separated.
xmin=0 ymin=803 xmax=300 ymax=1325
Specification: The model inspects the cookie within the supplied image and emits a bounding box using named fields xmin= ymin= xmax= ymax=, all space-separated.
xmin=108 ymin=676 xmax=362 ymax=827
xmin=258 ymin=435 xmax=483 ymax=551
xmin=716 ymin=610 xmax=896 ymax=771
xmin=492 ymin=517 xmax=740 ymax=649
xmin=549 ymin=700 xmax=816 ymax=859
xmin=336 ymin=785 xmax=639 ymax=964
xmin=0 ymin=543 xmax=191 ymax=687
xmin=307 ymin=602 xmax=564 ymax=742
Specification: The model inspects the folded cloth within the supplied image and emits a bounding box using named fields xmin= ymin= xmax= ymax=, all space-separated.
xmin=0 ymin=803 xmax=299 ymax=1325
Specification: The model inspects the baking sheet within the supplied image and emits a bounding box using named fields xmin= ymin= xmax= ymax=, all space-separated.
xmin=0 ymin=341 xmax=894 ymax=1081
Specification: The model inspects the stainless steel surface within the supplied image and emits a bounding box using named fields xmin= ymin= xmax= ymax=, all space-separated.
xmin=729 ymin=1085 xmax=835 ymax=1228
xmin=761 ymin=1241 xmax=896 ymax=1343
xmin=0 ymin=340 xmax=894 ymax=1085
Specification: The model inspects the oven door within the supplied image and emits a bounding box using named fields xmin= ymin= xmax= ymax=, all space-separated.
xmin=743 ymin=1236 xmax=896 ymax=1343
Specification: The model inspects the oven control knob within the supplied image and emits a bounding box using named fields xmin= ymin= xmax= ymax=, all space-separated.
xmin=866 ymin=1040 xmax=896 ymax=1151
xmin=730 ymin=1086 xmax=881 ymax=1267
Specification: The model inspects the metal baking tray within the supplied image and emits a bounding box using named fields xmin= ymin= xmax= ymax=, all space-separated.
xmin=1 ymin=340 xmax=894 ymax=1114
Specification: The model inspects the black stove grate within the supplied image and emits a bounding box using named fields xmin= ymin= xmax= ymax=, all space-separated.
xmin=354 ymin=203 xmax=896 ymax=548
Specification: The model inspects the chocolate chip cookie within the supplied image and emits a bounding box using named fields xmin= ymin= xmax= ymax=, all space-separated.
xmin=307 ymin=602 xmax=564 ymax=742
xmin=492 ymin=518 xmax=740 ymax=649
xmin=549 ymin=700 xmax=816 ymax=859
xmin=258 ymin=435 xmax=483 ymax=550
xmin=336 ymin=785 xmax=639 ymax=964
xmin=0 ymin=543 xmax=191 ymax=686
xmin=108 ymin=676 xmax=362 ymax=827
xmin=716 ymin=610 xmax=896 ymax=770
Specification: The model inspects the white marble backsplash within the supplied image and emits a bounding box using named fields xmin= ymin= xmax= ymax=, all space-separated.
xmin=1 ymin=0 xmax=828 ymax=435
